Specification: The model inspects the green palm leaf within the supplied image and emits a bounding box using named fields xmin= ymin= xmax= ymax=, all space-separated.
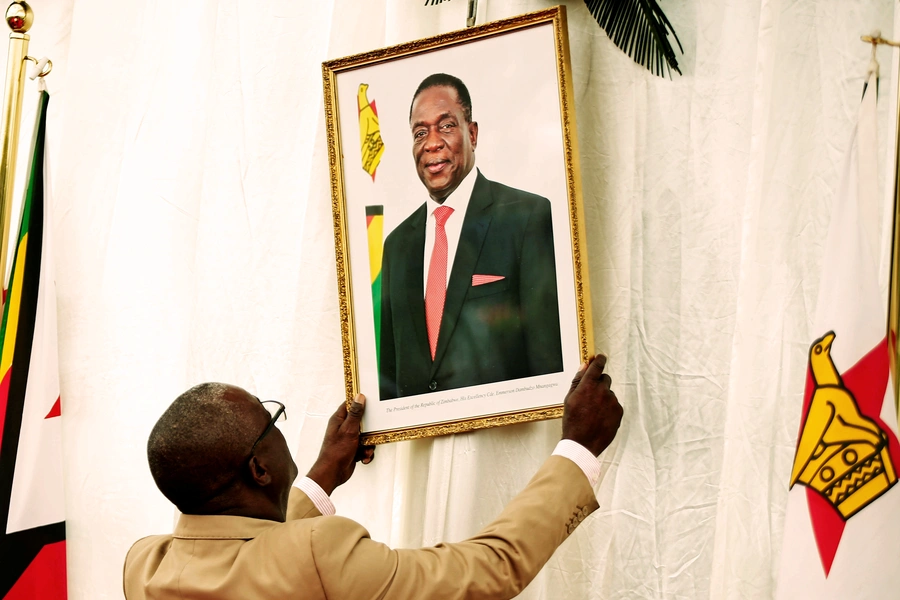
xmin=583 ymin=0 xmax=683 ymax=77
xmin=423 ymin=0 xmax=682 ymax=78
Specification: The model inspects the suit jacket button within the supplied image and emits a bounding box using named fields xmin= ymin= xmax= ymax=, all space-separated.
xmin=429 ymin=380 xmax=437 ymax=391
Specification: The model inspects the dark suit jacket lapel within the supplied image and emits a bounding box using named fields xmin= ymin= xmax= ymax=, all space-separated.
xmin=398 ymin=204 xmax=431 ymax=360
xmin=431 ymin=171 xmax=493 ymax=375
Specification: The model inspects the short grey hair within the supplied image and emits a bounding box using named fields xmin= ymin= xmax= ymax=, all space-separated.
xmin=147 ymin=383 xmax=260 ymax=512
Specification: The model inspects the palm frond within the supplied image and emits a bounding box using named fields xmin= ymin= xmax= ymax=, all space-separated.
xmin=583 ymin=0 xmax=683 ymax=77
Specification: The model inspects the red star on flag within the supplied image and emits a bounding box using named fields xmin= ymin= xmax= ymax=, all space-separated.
xmin=798 ymin=337 xmax=900 ymax=574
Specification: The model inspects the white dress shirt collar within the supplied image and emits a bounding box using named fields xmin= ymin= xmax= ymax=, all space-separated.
xmin=423 ymin=165 xmax=479 ymax=296
xmin=426 ymin=163 xmax=478 ymax=215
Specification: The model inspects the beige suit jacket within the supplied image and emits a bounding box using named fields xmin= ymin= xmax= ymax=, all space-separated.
xmin=124 ymin=456 xmax=599 ymax=599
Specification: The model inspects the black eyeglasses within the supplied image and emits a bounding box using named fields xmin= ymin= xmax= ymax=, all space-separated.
xmin=248 ymin=400 xmax=287 ymax=456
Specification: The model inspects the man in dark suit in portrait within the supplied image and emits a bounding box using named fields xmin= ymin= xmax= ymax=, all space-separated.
xmin=379 ymin=73 xmax=563 ymax=401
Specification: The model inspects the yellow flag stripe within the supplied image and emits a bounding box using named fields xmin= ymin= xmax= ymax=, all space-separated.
xmin=367 ymin=215 xmax=383 ymax=285
xmin=1 ymin=233 xmax=28 ymax=374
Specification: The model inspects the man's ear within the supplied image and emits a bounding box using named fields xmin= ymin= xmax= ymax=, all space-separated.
xmin=248 ymin=455 xmax=273 ymax=487
xmin=468 ymin=121 xmax=478 ymax=148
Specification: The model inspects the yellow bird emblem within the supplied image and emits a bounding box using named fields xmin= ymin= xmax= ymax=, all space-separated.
xmin=790 ymin=331 xmax=896 ymax=519
xmin=358 ymin=83 xmax=385 ymax=181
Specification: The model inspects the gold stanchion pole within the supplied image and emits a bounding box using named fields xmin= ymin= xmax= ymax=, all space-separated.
xmin=0 ymin=1 xmax=31 ymax=294
xmin=863 ymin=38 xmax=900 ymax=415
xmin=862 ymin=34 xmax=900 ymax=413
xmin=891 ymin=74 xmax=900 ymax=413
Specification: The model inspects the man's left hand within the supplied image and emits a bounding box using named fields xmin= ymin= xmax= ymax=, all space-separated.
xmin=306 ymin=394 xmax=375 ymax=495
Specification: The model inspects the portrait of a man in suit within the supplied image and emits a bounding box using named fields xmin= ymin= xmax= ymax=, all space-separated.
xmin=378 ymin=73 xmax=564 ymax=401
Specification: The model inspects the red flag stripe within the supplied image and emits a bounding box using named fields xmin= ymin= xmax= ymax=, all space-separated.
xmin=0 ymin=367 xmax=11 ymax=459
xmin=4 ymin=540 xmax=67 ymax=599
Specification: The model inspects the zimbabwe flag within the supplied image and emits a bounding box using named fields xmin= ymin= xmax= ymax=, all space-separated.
xmin=775 ymin=71 xmax=900 ymax=599
xmin=366 ymin=205 xmax=383 ymax=368
xmin=0 ymin=89 xmax=67 ymax=598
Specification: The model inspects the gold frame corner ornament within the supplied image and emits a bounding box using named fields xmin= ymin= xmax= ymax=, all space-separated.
xmin=322 ymin=6 xmax=593 ymax=445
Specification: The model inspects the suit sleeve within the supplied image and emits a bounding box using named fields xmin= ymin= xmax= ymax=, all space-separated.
xmin=309 ymin=456 xmax=598 ymax=600
xmin=520 ymin=198 xmax=563 ymax=375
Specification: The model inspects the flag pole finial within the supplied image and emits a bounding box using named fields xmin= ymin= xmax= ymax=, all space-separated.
xmin=5 ymin=2 xmax=32 ymax=34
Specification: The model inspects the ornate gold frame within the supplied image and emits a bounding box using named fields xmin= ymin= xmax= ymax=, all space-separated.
xmin=322 ymin=6 xmax=592 ymax=445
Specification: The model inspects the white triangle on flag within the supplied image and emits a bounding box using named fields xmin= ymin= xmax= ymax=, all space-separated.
xmin=6 ymin=134 xmax=65 ymax=534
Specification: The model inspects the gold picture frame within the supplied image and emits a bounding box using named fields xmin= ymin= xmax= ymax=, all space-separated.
xmin=323 ymin=6 xmax=592 ymax=445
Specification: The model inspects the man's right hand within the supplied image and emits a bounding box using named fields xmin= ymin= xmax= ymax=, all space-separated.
xmin=561 ymin=355 xmax=623 ymax=456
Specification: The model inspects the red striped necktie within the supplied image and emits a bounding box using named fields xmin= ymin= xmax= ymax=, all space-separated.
xmin=425 ymin=205 xmax=454 ymax=360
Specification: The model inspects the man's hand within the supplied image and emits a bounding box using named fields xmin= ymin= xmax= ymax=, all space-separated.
xmin=561 ymin=355 xmax=623 ymax=456
xmin=306 ymin=394 xmax=376 ymax=495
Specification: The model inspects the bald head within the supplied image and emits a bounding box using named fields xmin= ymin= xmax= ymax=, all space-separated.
xmin=147 ymin=383 xmax=269 ymax=513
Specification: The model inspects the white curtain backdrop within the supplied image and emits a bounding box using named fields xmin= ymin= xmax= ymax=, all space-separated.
xmin=7 ymin=0 xmax=900 ymax=598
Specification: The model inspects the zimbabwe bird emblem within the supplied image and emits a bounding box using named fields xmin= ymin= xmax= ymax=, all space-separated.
xmin=790 ymin=331 xmax=897 ymax=519
xmin=358 ymin=83 xmax=384 ymax=181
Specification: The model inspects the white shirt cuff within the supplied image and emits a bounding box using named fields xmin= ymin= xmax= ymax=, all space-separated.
xmin=297 ymin=477 xmax=335 ymax=516
xmin=552 ymin=439 xmax=601 ymax=486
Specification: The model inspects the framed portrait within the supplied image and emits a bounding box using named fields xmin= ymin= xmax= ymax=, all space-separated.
xmin=323 ymin=6 xmax=592 ymax=444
